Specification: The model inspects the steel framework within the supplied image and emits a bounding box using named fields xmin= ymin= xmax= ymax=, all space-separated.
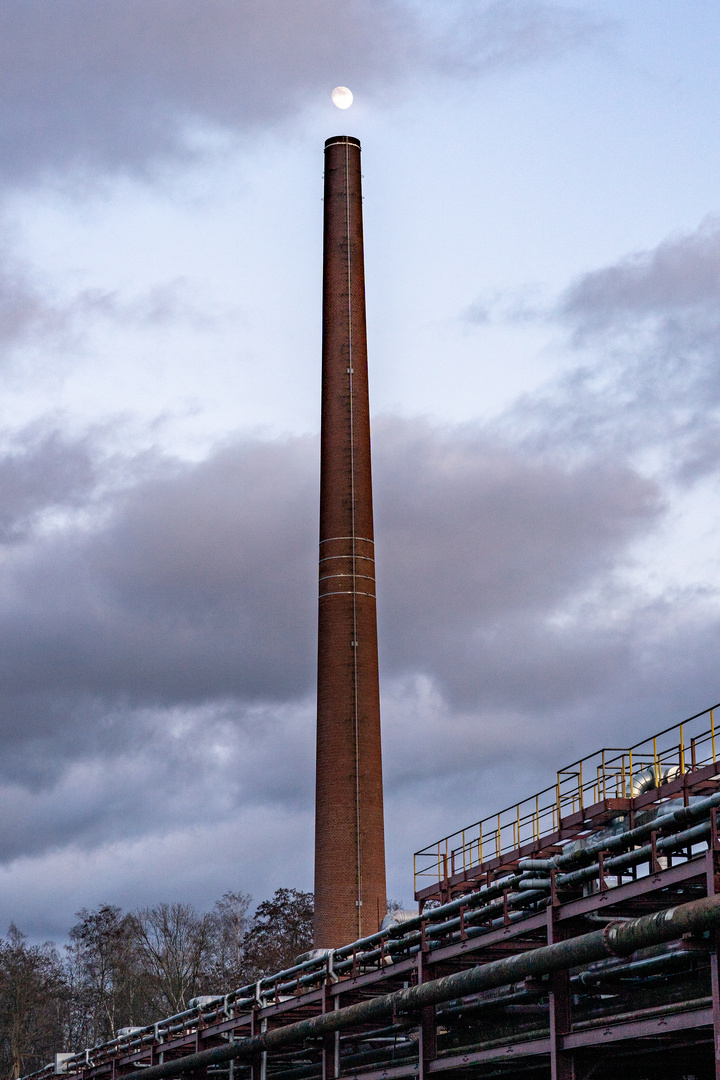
xmin=22 ymin=702 xmax=720 ymax=1080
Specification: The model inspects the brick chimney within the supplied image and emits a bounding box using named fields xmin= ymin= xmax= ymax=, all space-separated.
xmin=314 ymin=136 xmax=387 ymax=948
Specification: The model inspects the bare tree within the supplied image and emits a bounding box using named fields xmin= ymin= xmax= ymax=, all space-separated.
xmin=65 ymin=906 xmax=149 ymax=1048
xmin=0 ymin=885 xmax=314 ymax=1070
xmin=0 ymin=925 xmax=66 ymax=1079
xmin=130 ymin=904 xmax=214 ymax=1016
xmin=207 ymin=892 xmax=252 ymax=992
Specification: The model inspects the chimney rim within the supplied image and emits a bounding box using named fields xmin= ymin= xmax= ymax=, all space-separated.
xmin=324 ymin=135 xmax=361 ymax=150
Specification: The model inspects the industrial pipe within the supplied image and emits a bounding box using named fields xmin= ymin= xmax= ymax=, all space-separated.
xmin=47 ymin=794 xmax=720 ymax=1078
xmin=519 ymin=818 xmax=712 ymax=895
xmin=117 ymin=893 xmax=720 ymax=1080
xmin=519 ymin=789 xmax=720 ymax=874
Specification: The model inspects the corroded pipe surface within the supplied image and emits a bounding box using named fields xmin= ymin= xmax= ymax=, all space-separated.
xmin=120 ymin=893 xmax=720 ymax=1080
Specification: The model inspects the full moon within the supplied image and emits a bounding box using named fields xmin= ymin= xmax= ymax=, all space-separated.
xmin=331 ymin=86 xmax=353 ymax=109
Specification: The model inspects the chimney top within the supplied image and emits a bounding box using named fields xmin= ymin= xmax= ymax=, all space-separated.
xmin=324 ymin=135 xmax=361 ymax=149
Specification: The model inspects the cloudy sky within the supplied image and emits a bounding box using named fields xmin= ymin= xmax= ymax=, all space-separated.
xmin=2 ymin=0 xmax=720 ymax=942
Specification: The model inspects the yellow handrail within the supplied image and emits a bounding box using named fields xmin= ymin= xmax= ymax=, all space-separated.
xmin=415 ymin=702 xmax=720 ymax=894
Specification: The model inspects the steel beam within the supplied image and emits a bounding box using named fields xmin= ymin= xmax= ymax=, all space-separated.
xmin=564 ymin=1004 xmax=713 ymax=1048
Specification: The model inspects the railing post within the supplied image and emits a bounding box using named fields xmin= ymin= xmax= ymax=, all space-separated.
xmin=653 ymin=736 xmax=659 ymax=788
xmin=628 ymin=748 xmax=634 ymax=797
xmin=579 ymin=760 xmax=584 ymax=808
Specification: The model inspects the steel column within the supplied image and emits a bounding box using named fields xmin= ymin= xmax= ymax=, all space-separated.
xmin=321 ymin=985 xmax=338 ymax=1080
xmin=548 ymin=904 xmax=574 ymax=1080
xmin=417 ymin=952 xmax=437 ymax=1080
xmin=706 ymin=813 xmax=720 ymax=1080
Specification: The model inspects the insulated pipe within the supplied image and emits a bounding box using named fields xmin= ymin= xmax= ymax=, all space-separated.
xmin=573 ymin=944 xmax=706 ymax=988
xmin=255 ymin=946 xmax=709 ymax=1080
xmin=311 ymin=790 xmax=720 ymax=969
xmin=119 ymin=894 xmax=720 ymax=1080
xmin=50 ymin=796 xmax=720 ymax=1077
xmin=518 ymin=789 xmax=720 ymax=874
xmin=518 ymin=819 xmax=713 ymax=894
xmin=156 ymin=871 xmax=524 ymax=1020
xmin=55 ymin=815 xmax=708 ymax=1078
xmin=63 ymin=901 xmax=544 ymax=1077
xmin=256 ymin=807 xmax=711 ymax=997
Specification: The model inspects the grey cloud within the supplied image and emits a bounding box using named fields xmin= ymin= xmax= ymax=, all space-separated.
xmin=0 ymin=807 xmax=315 ymax=944
xmin=0 ymin=264 xmax=69 ymax=346
xmin=509 ymin=220 xmax=720 ymax=479
xmin=0 ymin=437 xmax=318 ymax=716
xmin=0 ymin=418 xmax=663 ymax=787
xmin=463 ymin=301 xmax=492 ymax=325
xmin=0 ymin=435 xmax=320 ymax=803
xmin=0 ymin=0 xmax=604 ymax=181
xmin=0 ymin=697 xmax=314 ymax=865
xmin=463 ymin=285 xmax=550 ymax=326
xmin=0 ymin=253 xmax=207 ymax=360
xmin=0 ymin=415 xmax=716 ymax=935
xmin=562 ymin=217 xmax=720 ymax=335
xmin=0 ymin=427 xmax=96 ymax=541
xmin=65 ymin=281 xmax=217 ymax=330
xmin=374 ymin=417 xmax=661 ymax=705
xmin=411 ymin=1 xmax=605 ymax=75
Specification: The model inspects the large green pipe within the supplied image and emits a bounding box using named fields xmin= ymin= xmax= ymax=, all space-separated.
xmin=119 ymin=894 xmax=720 ymax=1080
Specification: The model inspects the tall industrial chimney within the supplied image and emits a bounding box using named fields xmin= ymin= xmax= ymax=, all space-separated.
xmin=314 ymin=136 xmax=387 ymax=948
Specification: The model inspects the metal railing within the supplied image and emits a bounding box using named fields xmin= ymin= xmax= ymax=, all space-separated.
xmin=414 ymin=701 xmax=720 ymax=893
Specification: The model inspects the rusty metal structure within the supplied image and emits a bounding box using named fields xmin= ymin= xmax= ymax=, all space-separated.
xmin=315 ymin=135 xmax=386 ymax=948
xmin=24 ymin=701 xmax=720 ymax=1080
